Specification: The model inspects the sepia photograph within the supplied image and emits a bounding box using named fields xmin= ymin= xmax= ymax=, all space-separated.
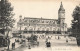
xmin=0 ymin=0 xmax=80 ymax=51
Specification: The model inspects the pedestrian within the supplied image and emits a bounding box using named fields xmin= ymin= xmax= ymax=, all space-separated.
xmin=37 ymin=42 xmax=39 ymax=46
xmin=12 ymin=43 xmax=14 ymax=49
xmin=25 ymin=40 xmax=28 ymax=47
xmin=58 ymin=36 xmax=60 ymax=40
xmin=46 ymin=42 xmax=51 ymax=47
xmin=66 ymin=39 xmax=68 ymax=43
xmin=46 ymin=42 xmax=48 ymax=47
xmin=48 ymin=36 xmax=49 ymax=39
xmin=45 ymin=38 xmax=48 ymax=42
xmin=55 ymin=36 xmax=56 ymax=39
xmin=48 ymin=42 xmax=51 ymax=47
xmin=13 ymin=42 xmax=15 ymax=49
xmin=28 ymin=44 xmax=31 ymax=49
xmin=39 ymin=36 xmax=40 ymax=39
xmin=12 ymin=42 xmax=15 ymax=50
xmin=15 ymin=39 xmax=16 ymax=42
xmin=51 ymin=36 xmax=52 ymax=38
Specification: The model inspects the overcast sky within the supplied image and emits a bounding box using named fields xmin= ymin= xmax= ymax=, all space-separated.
xmin=8 ymin=0 xmax=80 ymax=27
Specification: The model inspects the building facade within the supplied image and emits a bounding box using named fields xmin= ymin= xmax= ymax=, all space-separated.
xmin=17 ymin=2 xmax=67 ymax=34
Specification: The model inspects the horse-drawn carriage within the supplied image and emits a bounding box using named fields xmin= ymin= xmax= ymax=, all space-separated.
xmin=27 ymin=34 xmax=39 ymax=46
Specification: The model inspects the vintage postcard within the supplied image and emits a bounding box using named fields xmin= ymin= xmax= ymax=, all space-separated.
xmin=0 ymin=0 xmax=80 ymax=51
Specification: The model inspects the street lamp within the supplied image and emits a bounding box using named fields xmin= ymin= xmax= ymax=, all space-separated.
xmin=19 ymin=15 xmax=22 ymax=34
xmin=63 ymin=23 xmax=64 ymax=34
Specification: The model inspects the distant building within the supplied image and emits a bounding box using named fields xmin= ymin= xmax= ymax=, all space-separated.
xmin=17 ymin=2 xmax=67 ymax=34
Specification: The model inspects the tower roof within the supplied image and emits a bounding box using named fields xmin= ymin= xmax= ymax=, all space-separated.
xmin=59 ymin=2 xmax=65 ymax=11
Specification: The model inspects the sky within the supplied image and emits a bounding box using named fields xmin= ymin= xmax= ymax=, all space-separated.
xmin=8 ymin=0 xmax=80 ymax=28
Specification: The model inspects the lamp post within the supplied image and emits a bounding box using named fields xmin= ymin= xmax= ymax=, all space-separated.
xmin=63 ymin=23 xmax=64 ymax=34
xmin=19 ymin=15 xmax=23 ymax=34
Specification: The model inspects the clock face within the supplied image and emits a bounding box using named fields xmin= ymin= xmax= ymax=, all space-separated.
xmin=60 ymin=13 xmax=64 ymax=18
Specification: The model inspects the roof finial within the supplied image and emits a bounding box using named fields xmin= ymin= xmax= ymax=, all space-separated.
xmin=41 ymin=17 xmax=42 ymax=18
xmin=59 ymin=1 xmax=65 ymax=11
xmin=61 ymin=1 xmax=62 ymax=5
xmin=60 ymin=1 xmax=63 ymax=7
xmin=19 ymin=15 xmax=22 ymax=19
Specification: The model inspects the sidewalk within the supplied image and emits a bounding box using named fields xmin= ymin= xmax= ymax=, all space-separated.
xmin=0 ymin=42 xmax=22 ymax=51
xmin=0 ymin=37 xmax=22 ymax=51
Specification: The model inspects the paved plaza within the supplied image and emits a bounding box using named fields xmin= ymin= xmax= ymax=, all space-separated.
xmin=0 ymin=35 xmax=79 ymax=51
xmin=12 ymin=35 xmax=79 ymax=51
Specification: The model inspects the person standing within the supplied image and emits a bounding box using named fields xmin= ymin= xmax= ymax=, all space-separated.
xmin=12 ymin=43 xmax=14 ymax=49
xmin=46 ymin=41 xmax=51 ymax=47
xmin=12 ymin=42 xmax=15 ymax=50
xmin=58 ymin=36 xmax=60 ymax=40
xmin=28 ymin=44 xmax=31 ymax=49
xmin=13 ymin=42 xmax=15 ymax=49
xmin=66 ymin=37 xmax=68 ymax=43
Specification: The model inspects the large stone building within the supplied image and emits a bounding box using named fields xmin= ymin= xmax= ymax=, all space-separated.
xmin=17 ymin=2 xmax=67 ymax=34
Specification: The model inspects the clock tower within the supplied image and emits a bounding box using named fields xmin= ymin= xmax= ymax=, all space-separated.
xmin=58 ymin=2 xmax=65 ymax=34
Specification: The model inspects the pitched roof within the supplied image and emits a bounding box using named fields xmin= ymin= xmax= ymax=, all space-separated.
xmin=24 ymin=17 xmax=58 ymax=21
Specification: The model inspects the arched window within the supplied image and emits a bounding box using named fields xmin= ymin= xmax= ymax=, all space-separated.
xmin=37 ymin=28 xmax=40 ymax=33
xmin=29 ymin=27 xmax=33 ymax=33
xmin=42 ymin=20 xmax=44 ymax=23
xmin=57 ymin=29 xmax=60 ymax=34
xmin=46 ymin=28 xmax=49 ymax=34
xmin=53 ymin=28 xmax=56 ymax=34
xmin=42 ymin=28 xmax=45 ymax=33
xmin=24 ymin=27 xmax=27 ymax=30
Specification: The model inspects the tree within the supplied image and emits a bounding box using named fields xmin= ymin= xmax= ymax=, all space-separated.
xmin=0 ymin=0 xmax=15 ymax=50
xmin=0 ymin=0 xmax=15 ymax=34
xmin=72 ymin=5 xmax=80 ymax=37
xmin=71 ymin=5 xmax=80 ymax=46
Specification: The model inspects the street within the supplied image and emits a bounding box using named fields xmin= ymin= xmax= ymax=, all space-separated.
xmin=0 ymin=35 xmax=78 ymax=51
xmin=8 ymin=35 xmax=78 ymax=51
